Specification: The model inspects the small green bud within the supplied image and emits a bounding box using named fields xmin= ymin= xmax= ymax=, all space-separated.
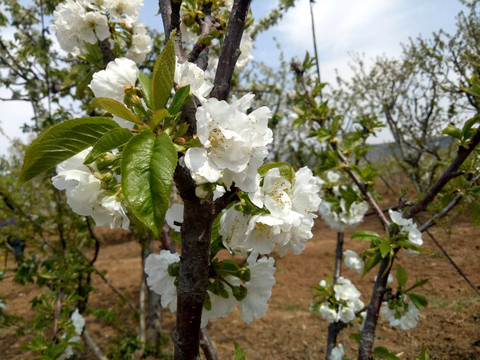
xmin=232 ymin=286 xmax=248 ymax=301
xmin=239 ymin=268 xmax=251 ymax=282
xmin=168 ymin=262 xmax=180 ymax=277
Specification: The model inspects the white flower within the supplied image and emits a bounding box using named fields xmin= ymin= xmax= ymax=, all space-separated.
xmin=235 ymin=31 xmax=253 ymax=72
xmin=145 ymin=250 xmax=180 ymax=312
xmin=175 ymin=59 xmax=213 ymax=101
xmin=104 ymin=0 xmax=143 ymax=25
xmin=317 ymin=277 xmax=364 ymax=325
xmin=126 ymin=22 xmax=152 ymax=64
xmin=213 ymin=185 xmax=226 ymax=200
xmin=331 ymin=344 xmax=345 ymax=360
xmin=0 ymin=299 xmax=6 ymax=311
xmin=220 ymin=207 xmax=251 ymax=256
xmin=220 ymin=167 xmax=321 ymax=257
xmin=51 ymin=0 xmax=109 ymax=55
xmin=201 ymin=286 xmax=237 ymax=328
xmin=165 ymin=204 xmax=184 ymax=232
xmin=381 ymin=297 xmax=420 ymax=330
xmin=71 ymin=309 xmax=85 ymax=335
xmin=319 ymin=303 xmax=337 ymax=322
xmin=238 ymin=252 xmax=276 ymax=323
xmin=89 ymin=57 xmax=139 ymax=128
xmin=327 ymin=171 xmax=341 ymax=183
xmin=180 ymin=21 xmax=199 ymax=45
xmin=344 ymin=250 xmax=364 ymax=275
xmin=318 ymin=195 xmax=368 ymax=232
xmin=185 ymin=94 xmax=272 ymax=192
xmin=52 ymin=149 xmax=130 ymax=230
xmin=388 ymin=210 xmax=423 ymax=254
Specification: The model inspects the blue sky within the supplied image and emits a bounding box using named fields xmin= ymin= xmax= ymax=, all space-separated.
xmin=0 ymin=0 xmax=466 ymax=154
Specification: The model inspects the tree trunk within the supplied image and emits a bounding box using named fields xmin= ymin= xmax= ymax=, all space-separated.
xmin=173 ymin=197 xmax=214 ymax=360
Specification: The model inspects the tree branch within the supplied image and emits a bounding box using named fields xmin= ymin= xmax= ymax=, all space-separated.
xmin=210 ymin=0 xmax=252 ymax=100
xmin=83 ymin=327 xmax=109 ymax=360
xmin=200 ymin=327 xmax=219 ymax=360
xmin=404 ymin=130 xmax=480 ymax=219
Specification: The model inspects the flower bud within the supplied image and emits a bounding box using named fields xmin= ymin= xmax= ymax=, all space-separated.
xmin=232 ymin=285 xmax=248 ymax=301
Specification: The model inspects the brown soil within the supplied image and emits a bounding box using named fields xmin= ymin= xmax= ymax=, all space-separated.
xmin=1 ymin=195 xmax=480 ymax=359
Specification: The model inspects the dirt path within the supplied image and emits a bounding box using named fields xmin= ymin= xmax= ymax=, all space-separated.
xmin=1 ymin=214 xmax=480 ymax=359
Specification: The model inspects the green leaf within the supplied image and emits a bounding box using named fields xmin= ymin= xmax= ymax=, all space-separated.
xmin=152 ymin=31 xmax=176 ymax=110
xmin=17 ymin=117 xmax=119 ymax=187
xmin=168 ymin=85 xmax=191 ymax=114
xmin=84 ymin=128 xmax=133 ymax=164
xmin=234 ymin=341 xmax=247 ymax=360
xmin=442 ymin=124 xmax=462 ymax=140
xmin=379 ymin=240 xmax=391 ymax=258
xmin=351 ymin=230 xmax=381 ymax=242
xmin=258 ymin=162 xmax=296 ymax=186
xmin=373 ymin=346 xmax=399 ymax=360
xmin=396 ymin=264 xmax=408 ymax=288
xmin=461 ymin=115 xmax=480 ymax=139
xmin=121 ymin=131 xmax=177 ymax=236
xmin=89 ymin=97 xmax=141 ymax=124
xmin=406 ymin=278 xmax=429 ymax=293
xmin=397 ymin=240 xmax=432 ymax=254
xmin=408 ymin=293 xmax=428 ymax=309
xmin=138 ymin=71 xmax=153 ymax=109
xmin=151 ymin=109 xmax=172 ymax=129
xmin=363 ymin=251 xmax=382 ymax=275
xmin=415 ymin=346 xmax=430 ymax=360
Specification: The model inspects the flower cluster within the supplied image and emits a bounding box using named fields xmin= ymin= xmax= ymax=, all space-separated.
xmin=184 ymin=93 xmax=273 ymax=193
xmin=317 ymin=171 xmax=369 ymax=232
xmin=381 ymin=296 xmax=419 ymax=330
xmin=312 ymin=277 xmax=364 ymax=324
xmin=220 ymin=166 xmax=322 ymax=256
xmin=52 ymin=148 xmax=129 ymax=230
xmin=52 ymin=0 xmax=151 ymax=62
xmin=389 ymin=210 xmax=423 ymax=254
xmin=145 ymin=250 xmax=276 ymax=326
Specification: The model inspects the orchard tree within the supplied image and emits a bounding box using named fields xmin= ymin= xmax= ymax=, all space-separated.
xmin=1 ymin=0 xmax=480 ymax=360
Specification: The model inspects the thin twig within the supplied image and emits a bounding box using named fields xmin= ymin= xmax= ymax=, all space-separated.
xmin=422 ymin=225 xmax=479 ymax=296
xmin=199 ymin=327 xmax=219 ymax=360
xmin=83 ymin=327 xmax=109 ymax=360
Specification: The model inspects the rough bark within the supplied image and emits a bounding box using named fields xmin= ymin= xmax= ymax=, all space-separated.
xmin=173 ymin=195 xmax=215 ymax=360
xmin=210 ymin=0 xmax=252 ymax=101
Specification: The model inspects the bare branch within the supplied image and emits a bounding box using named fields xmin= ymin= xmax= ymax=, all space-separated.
xmin=83 ymin=328 xmax=109 ymax=360
xmin=200 ymin=327 xmax=219 ymax=360
xmin=210 ymin=0 xmax=252 ymax=101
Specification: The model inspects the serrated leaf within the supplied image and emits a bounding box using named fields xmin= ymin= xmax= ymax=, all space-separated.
xmin=373 ymin=346 xmax=399 ymax=360
xmin=121 ymin=131 xmax=177 ymax=236
xmin=234 ymin=341 xmax=247 ymax=360
xmin=258 ymin=162 xmax=296 ymax=186
xmin=89 ymin=97 xmax=140 ymax=124
xmin=396 ymin=264 xmax=408 ymax=288
xmin=408 ymin=293 xmax=428 ymax=309
xmin=17 ymin=117 xmax=119 ymax=187
xmin=152 ymin=31 xmax=176 ymax=110
xmin=151 ymin=109 xmax=172 ymax=129
xmin=168 ymin=85 xmax=191 ymax=114
xmin=138 ymin=71 xmax=153 ymax=109
xmin=84 ymin=128 xmax=133 ymax=164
